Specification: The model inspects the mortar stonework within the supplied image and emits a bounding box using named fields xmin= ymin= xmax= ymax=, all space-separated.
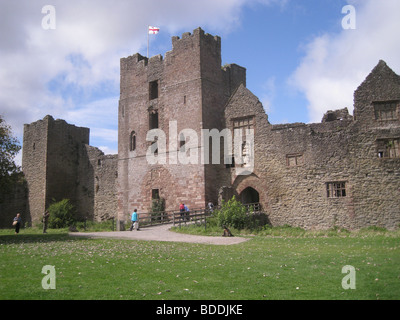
xmin=13 ymin=28 xmax=399 ymax=230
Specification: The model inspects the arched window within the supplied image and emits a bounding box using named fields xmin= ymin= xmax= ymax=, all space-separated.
xmin=130 ymin=131 xmax=136 ymax=151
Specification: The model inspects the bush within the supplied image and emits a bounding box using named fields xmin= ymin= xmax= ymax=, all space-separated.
xmin=215 ymin=196 xmax=250 ymax=230
xmin=47 ymin=199 xmax=77 ymax=229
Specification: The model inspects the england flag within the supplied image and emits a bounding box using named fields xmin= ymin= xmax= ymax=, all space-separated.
xmin=149 ymin=26 xmax=160 ymax=34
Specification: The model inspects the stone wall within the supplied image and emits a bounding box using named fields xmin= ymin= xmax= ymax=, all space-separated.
xmin=21 ymin=115 xmax=117 ymax=226
xmin=223 ymin=62 xmax=400 ymax=230
xmin=117 ymin=28 xmax=245 ymax=225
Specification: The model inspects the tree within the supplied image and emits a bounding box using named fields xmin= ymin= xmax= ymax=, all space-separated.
xmin=0 ymin=116 xmax=22 ymax=196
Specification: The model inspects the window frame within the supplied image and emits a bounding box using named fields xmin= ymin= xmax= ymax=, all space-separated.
xmin=373 ymin=101 xmax=399 ymax=121
xmin=326 ymin=181 xmax=347 ymax=198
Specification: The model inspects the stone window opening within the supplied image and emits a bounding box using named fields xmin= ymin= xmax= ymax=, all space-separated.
xmin=130 ymin=131 xmax=136 ymax=151
xmin=232 ymin=116 xmax=254 ymax=131
xmin=152 ymin=189 xmax=160 ymax=200
xmin=374 ymin=101 xmax=399 ymax=121
xmin=179 ymin=133 xmax=186 ymax=152
xmin=149 ymin=110 xmax=159 ymax=130
xmin=376 ymin=138 xmax=400 ymax=158
xmin=286 ymin=153 xmax=304 ymax=167
xmin=149 ymin=80 xmax=159 ymax=100
xmin=326 ymin=182 xmax=346 ymax=198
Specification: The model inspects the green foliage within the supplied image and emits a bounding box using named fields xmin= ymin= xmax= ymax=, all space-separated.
xmin=47 ymin=199 xmax=77 ymax=229
xmin=0 ymin=116 xmax=22 ymax=196
xmin=151 ymin=197 xmax=165 ymax=213
xmin=215 ymin=196 xmax=250 ymax=230
xmin=151 ymin=197 xmax=166 ymax=222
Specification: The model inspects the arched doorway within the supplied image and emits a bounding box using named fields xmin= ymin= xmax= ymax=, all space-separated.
xmin=240 ymin=187 xmax=259 ymax=204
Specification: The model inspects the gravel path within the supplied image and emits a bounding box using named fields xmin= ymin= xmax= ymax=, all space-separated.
xmin=69 ymin=224 xmax=250 ymax=245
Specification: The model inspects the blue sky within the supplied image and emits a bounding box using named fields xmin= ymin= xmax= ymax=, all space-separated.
xmin=1 ymin=0 xmax=399 ymax=165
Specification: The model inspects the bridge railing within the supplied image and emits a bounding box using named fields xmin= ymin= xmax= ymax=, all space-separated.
xmin=130 ymin=202 xmax=263 ymax=229
xmin=132 ymin=207 xmax=211 ymax=229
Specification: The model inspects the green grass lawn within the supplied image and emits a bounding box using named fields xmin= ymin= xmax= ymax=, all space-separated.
xmin=0 ymin=227 xmax=399 ymax=300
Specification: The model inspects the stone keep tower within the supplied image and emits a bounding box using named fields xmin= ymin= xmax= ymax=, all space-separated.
xmin=117 ymin=28 xmax=246 ymax=224
xmin=22 ymin=115 xmax=90 ymax=223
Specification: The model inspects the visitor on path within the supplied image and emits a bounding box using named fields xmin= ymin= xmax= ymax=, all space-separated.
xmin=130 ymin=209 xmax=139 ymax=231
xmin=13 ymin=213 xmax=22 ymax=234
xmin=179 ymin=203 xmax=185 ymax=221
xmin=184 ymin=204 xmax=190 ymax=221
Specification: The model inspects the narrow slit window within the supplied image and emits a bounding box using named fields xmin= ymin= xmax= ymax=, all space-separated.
xmin=130 ymin=131 xmax=136 ymax=151
xmin=149 ymin=110 xmax=159 ymax=130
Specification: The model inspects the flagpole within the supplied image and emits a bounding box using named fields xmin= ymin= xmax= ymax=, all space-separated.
xmin=147 ymin=25 xmax=149 ymax=58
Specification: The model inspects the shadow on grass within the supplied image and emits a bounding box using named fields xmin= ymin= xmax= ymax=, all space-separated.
xmin=0 ymin=233 xmax=86 ymax=245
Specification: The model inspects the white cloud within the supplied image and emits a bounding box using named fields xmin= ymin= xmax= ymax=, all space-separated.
xmin=1 ymin=0 xmax=279 ymax=150
xmin=289 ymin=0 xmax=400 ymax=123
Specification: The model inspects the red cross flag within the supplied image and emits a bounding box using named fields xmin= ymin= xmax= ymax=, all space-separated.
xmin=149 ymin=26 xmax=160 ymax=34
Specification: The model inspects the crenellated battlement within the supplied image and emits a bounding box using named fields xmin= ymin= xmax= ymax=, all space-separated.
xmin=121 ymin=28 xmax=222 ymax=74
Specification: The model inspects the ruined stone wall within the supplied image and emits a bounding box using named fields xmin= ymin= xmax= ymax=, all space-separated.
xmin=93 ymin=153 xmax=118 ymax=221
xmin=22 ymin=115 xmax=52 ymax=224
xmin=223 ymin=62 xmax=400 ymax=230
xmin=22 ymin=115 xmax=117 ymax=225
xmin=45 ymin=116 xmax=90 ymax=220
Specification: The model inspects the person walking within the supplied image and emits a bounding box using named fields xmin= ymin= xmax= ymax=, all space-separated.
xmin=43 ymin=210 xmax=50 ymax=233
xmin=130 ymin=209 xmax=139 ymax=231
xmin=184 ymin=204 xmax=190 ymax=221
xmin=13 ymin=213 xmax=22 ymax=234
xmin=179 ymin=203 xmax=185 ymax=221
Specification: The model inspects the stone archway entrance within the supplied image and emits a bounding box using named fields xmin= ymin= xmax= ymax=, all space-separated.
xmin=240 ymin=187 xmax=259 ymax=204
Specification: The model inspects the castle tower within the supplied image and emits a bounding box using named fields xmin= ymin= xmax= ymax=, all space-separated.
xmin=117 ymin=28 xmax=246 ymax=224
xmin=22 ymin=115 xmax=90 ymax=224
